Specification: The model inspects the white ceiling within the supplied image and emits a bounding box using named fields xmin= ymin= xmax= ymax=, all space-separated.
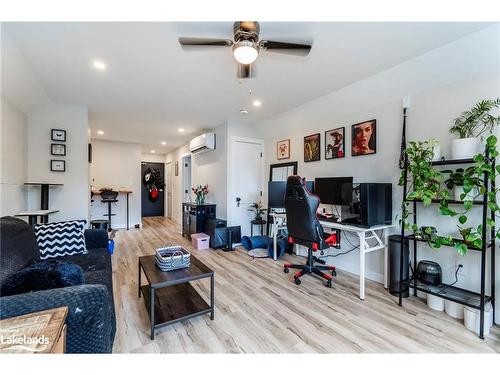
xmin=2 ymin=22 xmax=491 ymax=153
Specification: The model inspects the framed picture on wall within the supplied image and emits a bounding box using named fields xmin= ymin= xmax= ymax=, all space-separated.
xmin=51 ymin=143 xmax=66 ymax=156
xmin=351 ymin=119 xmax=376 ymax=156
xmin=51 ymin=129 xmax=66 ymax=142
xmin=276 ymin=139 xmax=290 ymax=160
xmin=304 ymin=133 xmax=320 ymax=162
xmin=50 ymin=160 xmax=66 ymax=172
xmin=325 ymin=127 xmax=345 ymax=159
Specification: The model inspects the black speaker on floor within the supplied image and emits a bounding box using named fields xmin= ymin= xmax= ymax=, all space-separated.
xmin=205 ymin=218 xmax=227 ymax=248
xmin=389 ymin=235 xmax=409 ymax=297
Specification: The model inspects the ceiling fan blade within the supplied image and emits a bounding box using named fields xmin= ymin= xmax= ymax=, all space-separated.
xmin=178 ymin=37 xmax=233 ymax=47
xmin=236 ymin=63 xmax=256 ymax=79
xmin=260 ymin=40 xmax=312 ymax=56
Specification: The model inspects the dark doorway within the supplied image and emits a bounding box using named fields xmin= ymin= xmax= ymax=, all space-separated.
xmin=141 ymin=162 xmax=165 ymax=217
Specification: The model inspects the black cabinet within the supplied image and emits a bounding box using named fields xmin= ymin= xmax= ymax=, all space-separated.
xmin=182 ymin=203 xmax=216 ymax=239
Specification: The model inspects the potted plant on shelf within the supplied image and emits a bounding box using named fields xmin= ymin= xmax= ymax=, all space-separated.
xmin=443 ymin=167 xmax=480 ymax=201
xmin=192 ymin=184 xmax=209 ymax=205
xmin=450 ymin=98 xmax=500 ymax=159
xmin=248 ymin=201 xmax=267 ymax=221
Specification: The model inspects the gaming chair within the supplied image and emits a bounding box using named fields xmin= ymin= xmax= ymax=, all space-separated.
xmin=283 ymin=175 xmax=339 ymax=287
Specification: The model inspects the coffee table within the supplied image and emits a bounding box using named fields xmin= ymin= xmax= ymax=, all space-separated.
xmin=138 ymin=254 xmax=214 ymax=339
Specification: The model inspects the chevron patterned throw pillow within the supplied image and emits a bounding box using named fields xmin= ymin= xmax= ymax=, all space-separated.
xmin=34 ymin=220 xmax=87 ymax=260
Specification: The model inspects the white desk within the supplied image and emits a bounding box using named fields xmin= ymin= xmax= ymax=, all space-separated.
xmin=270 ymin=212 xmax=394 ymax=300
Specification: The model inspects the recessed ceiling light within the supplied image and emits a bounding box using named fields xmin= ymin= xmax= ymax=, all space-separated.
xmin=97 ymin=130 xmax=104 ymax=135
xmin=161 ymin=141 xmax=167 ymax=145
xmin=240 ymin=109 xmax=249 ymax=114
xmin=151 ymin=150 xmax=156 ymax=153
xmin=252 ymin=100 xmax=262 ymax=108
xmin=92 ymin=60 xmax=107 ymax=71
xmin=178 ymin=128 xmax=185 ymax=133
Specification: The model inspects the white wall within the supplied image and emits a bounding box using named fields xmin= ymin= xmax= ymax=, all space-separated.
xmin=90 ymin=139 xmax=141 ymax=228
xmin=0 ymin=97 xmax=27 ymax=216
xmin=141 ymin=153 xmax=166 ymax=163
xmin=166 ymin=143 xmax=190 ymax=224
xmin=26 ymin=102 xmax=89 ymax=222
xmin=253 ymin=24 xmax=500 ymax=319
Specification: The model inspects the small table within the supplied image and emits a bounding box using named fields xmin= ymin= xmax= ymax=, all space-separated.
xmin=0 ymin=306 xmax=68 ymax=353
xmin=250 ymin=219 xmax=266 ymax=236
xmin=15 ymin=209 xmax=60 ymax=225
xmin=24 ymin=182 xmax=63 ymax=223
xmin=138 ymin=254 xmax=214 ymax=339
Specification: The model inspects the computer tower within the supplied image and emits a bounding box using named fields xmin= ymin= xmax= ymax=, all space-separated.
xmin=205 ymin=218 xmax=227 ymax=248
xmin=341 ymin=183 xmax=392 ymax=227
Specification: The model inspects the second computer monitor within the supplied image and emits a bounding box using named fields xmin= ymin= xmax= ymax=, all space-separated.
xmin=314 ymin=177 xmax=353 ymax=205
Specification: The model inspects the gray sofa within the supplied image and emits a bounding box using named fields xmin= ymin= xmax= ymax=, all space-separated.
xmin=0 ymin=216 xmax=116 ymax=353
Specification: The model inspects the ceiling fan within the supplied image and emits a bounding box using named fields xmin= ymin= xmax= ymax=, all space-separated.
xmin=178 ymin=21 xmax=312 ymax=78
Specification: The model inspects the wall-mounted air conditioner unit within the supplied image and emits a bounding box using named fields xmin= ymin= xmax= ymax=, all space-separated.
xmin=189 ymin=133 xmax=216 ymax=154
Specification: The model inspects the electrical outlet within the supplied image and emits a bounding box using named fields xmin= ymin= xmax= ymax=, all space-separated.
xmin=456 ymin=263 xmax=466 ymax=276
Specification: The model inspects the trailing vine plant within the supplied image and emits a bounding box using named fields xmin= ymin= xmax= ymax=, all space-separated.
xmin=399 ymin=135 xmax=500 ymax=255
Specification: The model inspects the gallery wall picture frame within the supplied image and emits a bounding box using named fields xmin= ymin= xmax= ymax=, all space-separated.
xmin=351 ymin=119 xmax=377 ymax=157
xmin=51 ymin=129 xmax=66 ymax=142
xmin=276 ymin=139 xmax=290 ymax=160
xmin=325 ymin=127 xmax=345 ymax=160
xmin=304 ymin=133 xmax=321 ymax=162
xmin=50 ymin=160 xmax=66 ymax=172
xmin=51 ymin=143 xmax=66 ymax=156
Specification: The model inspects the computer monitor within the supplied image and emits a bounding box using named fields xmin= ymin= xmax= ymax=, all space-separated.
xmin=268 ymin=180 xmax=314 ymax=208
xmin=314 ymin=177 xmax=353 ymax=205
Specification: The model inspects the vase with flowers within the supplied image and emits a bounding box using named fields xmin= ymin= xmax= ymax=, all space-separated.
xmin=192 ymin=184 xmax=209 ymax=205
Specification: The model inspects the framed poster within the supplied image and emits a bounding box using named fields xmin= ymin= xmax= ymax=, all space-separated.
xmin=51 ymin=129 xmax=66 ymax=142
xmin=304 ymin=133 xmax=320 ymax=162
xmin=352 ymin=119 xmax=376 ymax=156
xmin=325 ymin=127 xmax=345 ymax=159
xmin=50 ymin=160 xmax=66 ymax=172
xmin=276 ymin=139 xmax=290 ymax=160
xmin=51 ymin=143 xmax=66 ymax=156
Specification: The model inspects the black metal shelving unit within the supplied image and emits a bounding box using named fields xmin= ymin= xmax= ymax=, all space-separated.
xmin=398 ymin=152 xmax=496 ymax=339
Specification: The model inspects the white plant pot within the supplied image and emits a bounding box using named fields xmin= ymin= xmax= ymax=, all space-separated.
xmin=431 ymin=144 xmax=441 ymax=161
xmin=454 ymin=186 xmax=478 ymax=201
xmin=451 ymin=138 xmax=480 ymax=160
xmin=445 ymin=300 xmax=464 ymax=319
xmin=464 ymin=303 xmax=493 ymax=336
xmin=427 ymin=294 xmax=445 ymax=311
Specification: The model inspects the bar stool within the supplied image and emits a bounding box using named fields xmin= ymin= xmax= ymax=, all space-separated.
xmin=90 ymin=219 xmax=110 ymax=231
xmin=100 ymin=190 xmax=119 ymax=231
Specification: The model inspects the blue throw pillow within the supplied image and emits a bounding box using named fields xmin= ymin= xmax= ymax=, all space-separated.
xmin=0 ymin=260 xmax=85 ymax=297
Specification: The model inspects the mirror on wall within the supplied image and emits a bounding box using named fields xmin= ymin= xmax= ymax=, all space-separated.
xmin=269 ymin=161 xmax=298 ymax=181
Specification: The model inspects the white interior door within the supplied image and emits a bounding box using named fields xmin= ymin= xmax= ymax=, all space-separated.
xmin=166 ymin=162 xmax=173 ymax=218
xmin=230 ymin=139 xmax=263 ymax=237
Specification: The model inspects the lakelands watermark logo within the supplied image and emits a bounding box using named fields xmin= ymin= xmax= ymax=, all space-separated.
xmin=1 ymin=334 xmax=50 ymax=352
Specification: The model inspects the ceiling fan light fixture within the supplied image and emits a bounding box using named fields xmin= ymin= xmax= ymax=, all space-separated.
xmin=232 ymin=41 xmax=259 ymax=65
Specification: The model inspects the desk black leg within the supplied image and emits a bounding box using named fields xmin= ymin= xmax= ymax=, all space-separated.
xmin=210 ymin=274 xmax=215 ymax=320
xmin=41 ymin=184 xmax=49 ymax=223
xmin=126 ymin=193 xmax=130 ymax=230
xmin=28 ymin=215 xmax=37 ymax=226
xmin=150 ymin=287 xmax=155 ymax=340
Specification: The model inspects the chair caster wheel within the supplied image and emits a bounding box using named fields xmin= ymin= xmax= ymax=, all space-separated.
xmin=327 ymin=280 xmax=332 ymax=288
xmin=294 ymin=277 xmax=301 ymax=285
xmin=284 ymin=267 xmax=289 ymax=274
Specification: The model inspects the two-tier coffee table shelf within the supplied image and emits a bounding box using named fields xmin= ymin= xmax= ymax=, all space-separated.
xmin=138 ymin=254 xmax=214 ymax=339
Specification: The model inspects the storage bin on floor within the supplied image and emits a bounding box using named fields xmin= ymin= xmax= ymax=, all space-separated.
xmin=191 ymin=233 xmax=210 ymax=250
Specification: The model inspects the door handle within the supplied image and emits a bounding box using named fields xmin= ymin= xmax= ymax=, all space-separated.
xmin=236 ymin=197 xmax=241 ymax=207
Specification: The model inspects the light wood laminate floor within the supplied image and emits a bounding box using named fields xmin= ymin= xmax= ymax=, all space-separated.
xmin=112 ymin=217 xmax=500 ymax=353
